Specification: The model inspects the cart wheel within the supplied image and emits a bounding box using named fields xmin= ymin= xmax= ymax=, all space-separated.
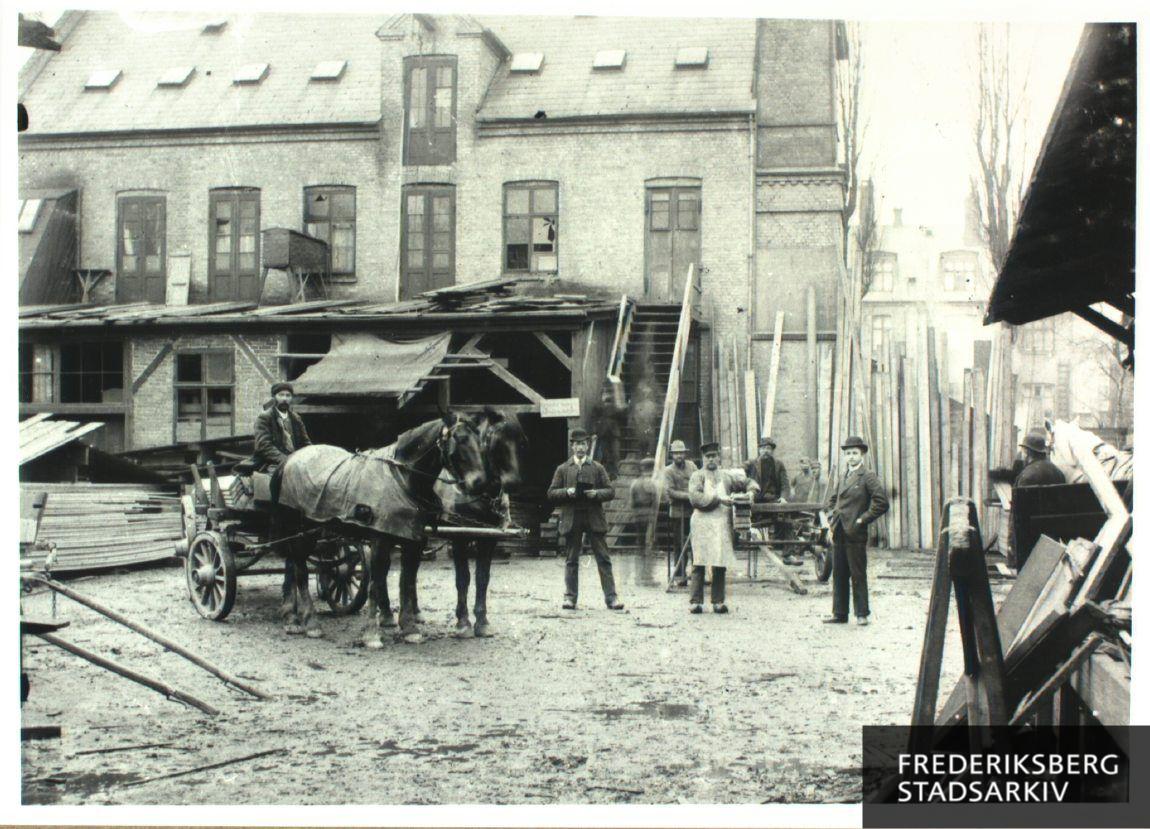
xmin=811 ymin=545 xmax=832 ymax=583
xmin=318 ymin=541 xmax=369 ymax=616
xmin=186 ymin=531 xmax=237 ymax=621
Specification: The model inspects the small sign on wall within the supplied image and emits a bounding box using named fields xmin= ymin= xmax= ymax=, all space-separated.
xmin=540 ymin=398 xmax=580 ymax=418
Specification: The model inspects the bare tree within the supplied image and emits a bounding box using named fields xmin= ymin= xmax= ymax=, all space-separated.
xmin=855 ymin=178 xmax=879 ymax=294
xmin=836 ymin=21 xmax=867 ymax=267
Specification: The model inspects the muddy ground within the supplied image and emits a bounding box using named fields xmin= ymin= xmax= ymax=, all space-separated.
xmin=21 ymin=549 xmax=998 ymax=805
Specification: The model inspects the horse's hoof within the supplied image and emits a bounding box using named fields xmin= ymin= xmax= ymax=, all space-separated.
xmin=402 ymin=631 xmax=425 ymax=645
xmin=283 ymin=624 xmax=304 ymax=636
xmin=381 ymin=614 xmax=398 ymax=629
xmin=474 ymin=621 xmax=495 ymax=639
xmin=414 ymin=612 xmax=426 ymax=625
xmin=363 ymin=634 xmax=384 ymax=650
xmin=305 ymin=627 xmax=324 ymax=639
xmin=453 ymin=621 xmax=473 ymax=638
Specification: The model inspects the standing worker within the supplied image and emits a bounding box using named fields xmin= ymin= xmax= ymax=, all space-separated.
xmin=662 ymin=439 xmax=698 ymax=586
xmin=824 ymin=436 xmax=889 ymax=626
xmin=1015 ymin=428 xmax=1067 ymax=487
xmin=687 ymin=442 xmax=757 ymax=614
xmin=549 ymin=428 xmax=625 ymax=611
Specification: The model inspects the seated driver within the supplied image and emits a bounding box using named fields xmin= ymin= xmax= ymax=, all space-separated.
xmin=253 ymin=381 xmax=311 ymax=472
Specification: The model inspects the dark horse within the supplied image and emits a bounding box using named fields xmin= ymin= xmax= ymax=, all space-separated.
xmin=439 ymin=409 xmax=527 ymax=639
xmin=275 ymin=415 xmax=486 ymax=639
xmin=362 ymin=408 xmax=527 ymax=645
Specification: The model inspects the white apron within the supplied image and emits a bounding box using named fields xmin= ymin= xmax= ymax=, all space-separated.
xmin=689 ymin=473 xmax=739 ymax=569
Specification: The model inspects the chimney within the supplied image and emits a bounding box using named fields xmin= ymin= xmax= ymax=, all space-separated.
xmin=893 ymin=208 xmax=903 ymax=227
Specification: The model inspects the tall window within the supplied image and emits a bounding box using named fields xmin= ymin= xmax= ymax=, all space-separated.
xmin=401 ymin=185 xmax=455 ymax=299
xmin=1021 ymin=382 xmax=1056 ymax=419
xmin=1019 ymin=320 xmax=1056 ymax=355
xmin=870 ymin=315 xmax=892 ymax=359
xmin=209 ymin=188 xmax=260 ymax=301
xmin=941 ymin=251 xmax=978 ymax=292
xmin=504 ymin=182 xmax=558 ymax=273
xmin=304 ymin=186 xmax=356 ymax=279
xmin=869 ymin=252 xmax=896 ymax=293
xmin=174 ymin=350 xmax=235 ymax=442
xmin=404 ymin=56 xmax=457 ymax=165
xmin=18 ymin=343 xmax=54 ymax=404
xmin=116 ymin=195 xmax=166 ymax=303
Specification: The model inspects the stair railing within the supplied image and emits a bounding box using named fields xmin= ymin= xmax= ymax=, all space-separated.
xmin=592 ymin=295 xmax=633 ymax=461
xmin=644 ymin=264 xmax=700 ymax=549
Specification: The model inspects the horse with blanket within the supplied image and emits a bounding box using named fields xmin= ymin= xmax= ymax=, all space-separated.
xmin=361 ymin=407 xmax=529 ymax=646
xmin=273 ymin=414 xmax=487 ymax=638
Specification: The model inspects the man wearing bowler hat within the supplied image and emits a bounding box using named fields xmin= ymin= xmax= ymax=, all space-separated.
xmin=1015 ymin=427 xmax=1067 ymax=488
xmin=253 ymin=381 xmax=311 ymax=472
xmin=662 ymin=439 xmax=698 ymax=586
xmin=824 ymin=436 xmax=889 ymax=626
xmin=745 ymin=436 xmax=791 ymax=503
xmin=548 ymin=427 xmax=624 ymax=611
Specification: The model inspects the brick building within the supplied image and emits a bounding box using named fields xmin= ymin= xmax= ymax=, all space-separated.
xmin=18 ymin=12 xmax=847 ymax=479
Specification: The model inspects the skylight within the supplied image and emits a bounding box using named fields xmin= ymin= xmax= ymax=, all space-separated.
xmin=202 ymin=19 xmax=227 ymax=34
xmin=18 ymin=199 xmax=43 ymax=233
xmin=84 ymin=69 xmax=122 ymax=90
xmin=674 ymin=47 xmax=709 ymax=68
xmin=233 ymin=63 xmax=269 ymax=85
xmin=510 ymin=53 xmax=544 ymax=73
xmin=593 ymin=50 xmax=626 ymax=70
xmin=157 ymin=66 xmax=195 ymax=87
xmin=310 ymin=60 xmax=347 ymax=81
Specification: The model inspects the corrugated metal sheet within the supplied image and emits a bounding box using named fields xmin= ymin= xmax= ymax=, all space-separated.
xmin=477 ymin=16 xmax=757 ymax=121
xmin=19 ymin=12 xmax=385 ymax=135
xmin=293 ymin=332 xmax=451 ymax=397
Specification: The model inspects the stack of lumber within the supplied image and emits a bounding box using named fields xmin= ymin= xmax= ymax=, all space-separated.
xmin=21 ymin=484 xmax=183 ymax=572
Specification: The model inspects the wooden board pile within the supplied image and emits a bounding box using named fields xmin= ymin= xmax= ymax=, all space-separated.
xmin=22 ymin=483 xmax=184 ymax=572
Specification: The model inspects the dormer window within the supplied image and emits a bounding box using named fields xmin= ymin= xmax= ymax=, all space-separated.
xmin=870 ymin=252 xmax=897 ymax=292
xmin=311 ymin=60 xmax=347 ymax=82
xmin=403 ymin=55 xmax=457 ymax=166
xmin=510 ymin=52 xmax=544 ymax=73
xmin=158 ymin=66 xmax=195 ymax=88
xmin=84 ymin=69 xmax=122 ymax=90
xmin=674 ymin=47 xmax=709 ymax=68
xmin=593 ymin=50 xmax=626 ymax=70
xmin=233 ymin=63 xmax=269 ymax=85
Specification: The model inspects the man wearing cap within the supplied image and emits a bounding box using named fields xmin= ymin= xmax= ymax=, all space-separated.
xmin=548 ymin=427 xmax=624 ymax=611
xmin=662 ymin=440 xmax=698 ymax=586
xmin=824 ymin=436 xmax=889 ymax=626
xmin=253 ymin=382 xmax=311 ymax=472
xmin=1015 ymin=428 xmax=1067 ymax=487
xmin=791 ymin=457 xmax=818 ymax=502
xmin=745 ymin=436 xmax=791 ymax=503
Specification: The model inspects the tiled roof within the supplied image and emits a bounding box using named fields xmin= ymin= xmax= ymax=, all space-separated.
xmin=477 ymin=16 xmax=757 ymax=121
xmin=19 ymin=12 xmax=385 ymax=135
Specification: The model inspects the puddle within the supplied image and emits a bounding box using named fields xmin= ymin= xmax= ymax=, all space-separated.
xmin=589 ymin=701 xmax=698 ymax=720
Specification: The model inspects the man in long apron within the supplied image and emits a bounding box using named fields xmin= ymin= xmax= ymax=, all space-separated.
xmin=687 ymin=442 xmax=755 ymax=614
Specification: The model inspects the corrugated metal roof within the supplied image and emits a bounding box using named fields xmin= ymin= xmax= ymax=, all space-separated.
xmin=20 ymin=12 xmax=385 ymax=135
xmin=478 ymin=16 xmax=757 ymax=121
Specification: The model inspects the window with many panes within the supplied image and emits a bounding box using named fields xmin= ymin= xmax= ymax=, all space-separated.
xmin=869 ymin=252 xmax=896 ymax=293
xmin=304 ymin=186 xmax=356 ymax=279
xmin=401 ymin=185 xmax=455 ymax=299
xmin=1021 ymin=382 xmax=1056 ymax=418
xmin=1019 ymin=320 xmax=1056 ymax=355
xmin=504 ymin=182 xmax=558 ymax=273
xmin=174 ymin=350 xmax=235 ymax=442
xmin=870 ymin=315 xmax=892 ymax=359
xmin=116 ymin=195 xmax=167 ymax=303
xmin=209 ymin=188 xmax=260 ymax=301
xmin=18 ymin=343 xmax=53 ymax=404
xmin=404 ymin=56 xmax=457 ymax=165
xmin=941 ymin=251 xmax=978 ymax=292
xmin=59 ymin=341 xmax=124 ymax=404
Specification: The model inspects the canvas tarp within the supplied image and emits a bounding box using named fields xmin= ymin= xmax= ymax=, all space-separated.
xmin=292 ymin=332 xmax=451 ymax=398
xmin=278 ymin=444 xmax=428 ymax=541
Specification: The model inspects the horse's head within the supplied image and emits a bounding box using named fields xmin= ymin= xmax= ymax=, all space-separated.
xmin=439 ymin=413 xmax=487 ymax=495
xmin=475 ymin=407 xmax=528 ymax=494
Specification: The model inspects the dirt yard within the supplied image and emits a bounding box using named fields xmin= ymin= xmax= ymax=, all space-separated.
xmin=21 ymin=549 xmax=994 ymax=805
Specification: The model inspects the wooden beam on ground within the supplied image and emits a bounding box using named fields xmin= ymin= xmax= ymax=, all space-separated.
xmin=533 ymin=331 xmax=572 ymax=371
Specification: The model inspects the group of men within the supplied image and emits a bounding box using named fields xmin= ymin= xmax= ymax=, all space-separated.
xmin=548 ymin=427 xmax=891 ymax=623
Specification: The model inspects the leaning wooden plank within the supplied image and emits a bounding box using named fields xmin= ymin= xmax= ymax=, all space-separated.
xmin=1009 ymin=537 xmax=1099 ymax=657
xmin=35 ymin=632 xmax=219 ymax=716
xmin=761 ymin=310 xmax=785 ymax=440
xmin=1010 ymin=632 xmax=1105 ymax=725
xmin=1073 ymin=512 xmax=1133 ymax=609
xmin=743 ymin=368 xmax=759 ymax=460
xmin=910 ymin=500 xmax=956 ymax=738
xmin=904 ymin=355 xmax=921 ymax=549
xmin=37 ymin=578 xmax=269 ymax=700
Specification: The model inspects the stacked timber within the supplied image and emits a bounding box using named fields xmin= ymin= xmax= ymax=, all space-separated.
xmin=22 ymin=483 xmax=184 ymax=572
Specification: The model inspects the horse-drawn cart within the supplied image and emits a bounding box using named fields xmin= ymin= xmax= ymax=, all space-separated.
xmin=733 ymin=501 xmax=833 ymax=588
xmin=175 ymin=465 xmax=369 ymax=622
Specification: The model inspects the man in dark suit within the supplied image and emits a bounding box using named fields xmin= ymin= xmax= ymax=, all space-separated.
xmin=1015 ymin=428 xmax=1067 ymax=487
xmin=824 ymin=436 xmax=889 ymax=626
xmin=253 ymin=381 xmax=312 ymax=472
xmin=744 ymin=436 xmax=791 ymax=503
xmin=548 ymin=427 xmax=624 ymax=611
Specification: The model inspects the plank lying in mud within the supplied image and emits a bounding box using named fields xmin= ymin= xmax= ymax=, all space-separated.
xmin=123 ymin=748 xmax=287 ymax=788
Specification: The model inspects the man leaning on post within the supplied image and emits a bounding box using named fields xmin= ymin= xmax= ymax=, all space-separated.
xmin=824 ymin=435 xmax=889 ymax=626
xmin=662 ymin=439 xmax=697 ymax=587
xmin=548 ymin=427 xmax=625 ymax=611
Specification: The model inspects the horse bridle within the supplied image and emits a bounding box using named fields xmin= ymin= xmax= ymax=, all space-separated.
xmin=436 ymin=417 xmax=482 ymax=489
